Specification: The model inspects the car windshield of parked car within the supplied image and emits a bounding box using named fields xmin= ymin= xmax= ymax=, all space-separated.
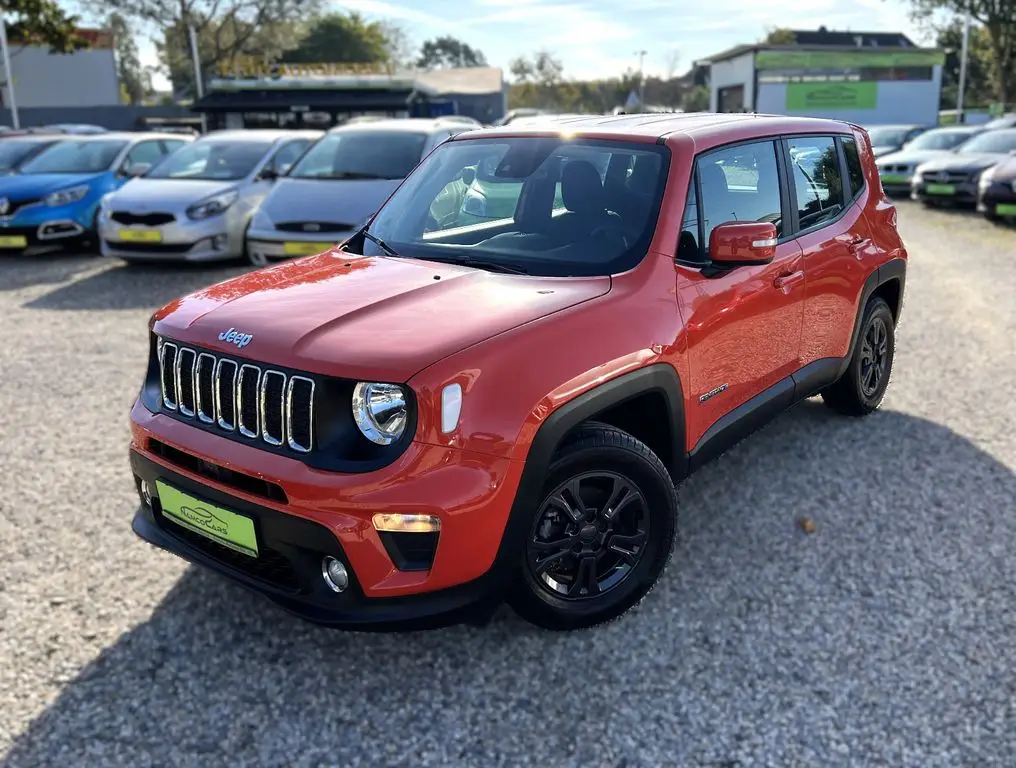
xmin=287 ymin=130 xmax=429 ymax=180
xmin=867 ymin=127 xmax=911 ymax=146
xmin=358 ymin=136 xmax=669 ymax=278
xmin=145 ymin=139 xmax=273 ymax=180
xmin=18 ymin=139 xmax=128 ymax=174
xmin=0 ymin=139 xmax=52 ymax=172
xmin=906 ymin=130 xmax=976 ymax=151
xmin=956 ymin=130 xmax=1016 ymax=154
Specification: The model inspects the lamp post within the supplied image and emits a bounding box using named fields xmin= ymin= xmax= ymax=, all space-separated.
xmin=635 ymin=49 xmax=647 ymax=107
xmin=956 ymin=9 xmax=971 ymax=123
xmin=0 ymin=13 xmax=19 ymax=129
xmin=187 ymin=23 xmax=207 ymax=134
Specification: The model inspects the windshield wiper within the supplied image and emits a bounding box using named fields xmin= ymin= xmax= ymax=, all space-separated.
xmin=422 ymin=255 xmax=529 ymax=275
xmin=362 ymin=229 xmax=399 ymax=257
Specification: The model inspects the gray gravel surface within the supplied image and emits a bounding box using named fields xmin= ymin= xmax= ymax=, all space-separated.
xmin=1 ymin=201 xmax=1015 ymax=767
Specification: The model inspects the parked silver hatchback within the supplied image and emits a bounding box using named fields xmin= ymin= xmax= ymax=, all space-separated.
xmin=245 ymin=118 xmax=475 ymax=264
xmin=98 ymin=129 xmax=322 ymax=265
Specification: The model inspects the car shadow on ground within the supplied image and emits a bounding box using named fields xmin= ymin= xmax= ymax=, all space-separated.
xmin=6 ymin=403 xmax=1016 ymax=765
xmin=21 ymin=259 xmax=248 ymax=311
xmin=0 ymin=253 xmax=103 ymax=293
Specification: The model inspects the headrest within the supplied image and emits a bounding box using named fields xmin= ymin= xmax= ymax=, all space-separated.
xmin=560 ymin=160 xmax=605 ymax=215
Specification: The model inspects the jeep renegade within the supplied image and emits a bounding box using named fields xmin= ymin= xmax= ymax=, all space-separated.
xmin=129 ymin=113 xmax=907 ymax=631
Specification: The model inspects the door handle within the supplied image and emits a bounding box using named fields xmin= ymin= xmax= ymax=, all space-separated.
xmin=773 ymin=270 xmax=804 ymax=291
xmin=848 ymin=236 xmax=872 ymax=253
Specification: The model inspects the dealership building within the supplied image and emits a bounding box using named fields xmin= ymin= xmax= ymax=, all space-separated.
xmin=700 ymin=29 xmax=945 ymax=125
xmin=191 ymin=63 xmax=508 ymax=130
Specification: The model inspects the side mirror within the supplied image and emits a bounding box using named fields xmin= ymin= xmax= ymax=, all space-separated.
xmin=258 ymin=167 xmax=278 ymax=181
xmin=126 ymin=162 xmax=151 ymax=178
xmin=709 ymin=221 xmax=778 ymax=266
xmin=460 ymin=166 xmax=476 ymax=185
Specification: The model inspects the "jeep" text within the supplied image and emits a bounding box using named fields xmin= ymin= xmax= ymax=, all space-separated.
xmin=218 ymin=328 xmax=253 ymax=349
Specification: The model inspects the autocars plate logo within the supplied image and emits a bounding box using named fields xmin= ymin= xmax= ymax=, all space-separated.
xmin=0 ymin=198 xmax=8 ymax=216
xmin=303 ymin=223 xmax=321 ymax=232
xmin=218 ymin=327 xmax=253 ymax=348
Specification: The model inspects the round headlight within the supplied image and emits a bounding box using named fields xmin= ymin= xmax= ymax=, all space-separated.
xmin=352 ymin=382 xmax=408 ymax=445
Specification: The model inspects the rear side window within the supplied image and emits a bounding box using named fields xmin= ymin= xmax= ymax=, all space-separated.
xmin=786 ymin=136 xmax=844 ymax=231
xmin=697 ymin=140 xmax=783 ymax=247
xmin=842 ymin=137 xmax=865 ymax=198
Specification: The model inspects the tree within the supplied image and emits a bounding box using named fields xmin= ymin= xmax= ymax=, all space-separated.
xmin=0 ymin=0 xmax=88 ymax=52
xmin=281 ymin=12 xmax=389 ymax=64
xmin=898 ymin=0 xmax=1016 ymax=107
xmin=416 ymin=36 xmax=487 ymax=69
xmin=109 ymin=12 xmax=147 ymax=104
xmin=682 ymin=85 xmax=710 ymax=112
xmin=761 ymin=27 xmax=797 ymax=44
xmin=379 ymin=20 xmax=415 ymax=70
xmin=936 ymin=17 xmax=997 ymax=108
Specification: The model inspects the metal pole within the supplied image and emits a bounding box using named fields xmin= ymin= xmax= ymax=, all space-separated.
xmin=0 ymin=14 xmax=19 ymax=129
xmin=636 ymin=49 xmax=647 ymax=107
xmin=187 ymin=23 xmax=207 ymax=134
xmin=956 ymin=9 xmax=971 ymax=123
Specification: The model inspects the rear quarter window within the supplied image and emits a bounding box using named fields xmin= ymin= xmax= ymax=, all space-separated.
xmin=842 ymin=137 xmax=865 ymax=198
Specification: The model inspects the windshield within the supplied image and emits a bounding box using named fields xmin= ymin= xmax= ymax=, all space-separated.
xmin=907 ymin=130 xmax=976 ymax=151
xmin=358 ymin=136 xmax=670 ymax=278
xmin=957 ymin=130 xmax=1016 ymax=154
xmin=0 ymin=140 xmax=53 ymax=172
xmin=288 ymin=130 xmax=428 ymax=180
xmin=867 ymin=127 xmax=912 ymax=146
xmin=146 ymin=139 xmax=272 ymax=180
xmin=19 ymin=139 xmax=128 ymax=174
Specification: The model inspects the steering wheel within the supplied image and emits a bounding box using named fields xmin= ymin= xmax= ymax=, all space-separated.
xmin=590 ymin=224 xmax=630 ymax=249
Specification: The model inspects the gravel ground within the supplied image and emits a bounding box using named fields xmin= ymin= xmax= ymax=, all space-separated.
xmin=1 ymin=201 xmax=1015 ymax=767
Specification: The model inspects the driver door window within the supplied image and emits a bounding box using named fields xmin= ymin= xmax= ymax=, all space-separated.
xmin=785 ymin=136 xmax=844 ymax=232
xmin=697 ymin=140 xmax=783 ymax=249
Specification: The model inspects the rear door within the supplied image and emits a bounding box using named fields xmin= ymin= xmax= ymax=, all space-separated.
xmin=786 ymin=133 xmax=875 ymax=367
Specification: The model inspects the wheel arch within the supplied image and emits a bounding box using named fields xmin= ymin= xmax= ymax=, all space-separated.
xmin=838 ymin=257 xmax=906 ymax=379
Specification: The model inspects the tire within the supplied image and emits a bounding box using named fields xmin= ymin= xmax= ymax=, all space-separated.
xmin=821 ymin=296 xmax=895 ymax=416
xmin=506 ymin=422 xmax=678 ymax=631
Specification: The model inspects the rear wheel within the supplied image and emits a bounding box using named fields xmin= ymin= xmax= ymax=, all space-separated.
xmin=506 ymin=423 xmax=678 ymax=630
xmin=821 ymin=296 xmax=895 ymax=416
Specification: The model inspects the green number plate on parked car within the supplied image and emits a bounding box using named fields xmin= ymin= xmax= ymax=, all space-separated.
xmin=156 ymin=480 xmax=259 ymax=557
xmin=925 ymin=183 xmax=956 ymax=195
xmin=880 ymin=173 xmax=909 ymax=184
xmin=996 ymin=203 xmax=1016 ymax=216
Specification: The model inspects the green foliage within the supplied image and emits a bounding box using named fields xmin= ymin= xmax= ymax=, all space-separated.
xmin=0 ymin=0 xmax=88 ymax=53
xmin=762 ymin=27 xmax=797 ymax=44
xmin=681 ymin=85 xmax=710 ymax=112
xmin=109 ymin=12 xmax=148 ymax=105
xmin=416 ymin=36 xmax=487 ymax=69
xmin=281 ymin=12 xmax=389 ymax=64
xmin=936 ymin=17 xmax=998 ymax=108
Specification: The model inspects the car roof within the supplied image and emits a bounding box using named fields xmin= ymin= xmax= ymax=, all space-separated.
xmin=325 ymin=118 xmax=468 ymax=135
xmin=41 ymin=131 xmax=192 ymax=142
xmin=459 ymin=112 xmax=863 ymax=151
xmin=865 ymin=123 xmax=925 ymax=129
xmin=197 ymin=129 xmax=323 ymax=142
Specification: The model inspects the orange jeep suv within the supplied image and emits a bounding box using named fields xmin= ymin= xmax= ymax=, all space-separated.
xmin=129 ymin=114 xmax=907 ymax=631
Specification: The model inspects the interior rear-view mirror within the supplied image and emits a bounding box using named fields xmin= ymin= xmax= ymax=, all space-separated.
xmin=460 ymin=166 xmax=476 ymax=185
xmin=709 ymin=221 xmax=778 ymax=266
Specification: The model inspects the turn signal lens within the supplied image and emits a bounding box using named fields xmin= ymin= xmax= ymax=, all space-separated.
xmin=372 ymin=513 xmax=441 ymax=533
xmin=440 ymin=383 xmax=462 ymax=433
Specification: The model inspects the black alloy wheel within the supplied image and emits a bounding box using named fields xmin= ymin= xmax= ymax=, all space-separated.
xmin=821 ymin=295 xmax=895 ymax=416
xmin=526 ymin=471 xmax=649 ymax=600
xmin=858 ymin=315 xmax=889 ymax=399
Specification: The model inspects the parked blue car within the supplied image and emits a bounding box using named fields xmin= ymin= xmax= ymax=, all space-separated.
xmin=0 ymin=132 xmax=192 ymax=253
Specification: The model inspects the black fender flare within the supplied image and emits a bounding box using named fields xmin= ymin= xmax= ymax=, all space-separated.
xmin=838 ymin=257 xmax=907 ymax=379
xmin=479 ymin=363 xmax=686 ymax=598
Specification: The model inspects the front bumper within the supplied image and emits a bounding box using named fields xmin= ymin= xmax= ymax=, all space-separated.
xmin=911 ymin=178 xmax=979 ymax=204
xmin=129 ymin=398 xmax=528 ymax=629
xmin=99 ymin=213 xmax=242 ymax=262
xmin=877 ymin=171 xmax=914 ymax=195
xmin=977 ymin=182 xmax=1016 ymax=218
xmin=245 ymin=224 xmax=347 ymax=261
xmin=0 ymin=200 xmax=96 ymax=250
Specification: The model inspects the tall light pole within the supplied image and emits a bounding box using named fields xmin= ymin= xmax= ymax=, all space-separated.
xmin=956 ymin=9 xmax=971 ymax=123
xmin=0 ymin=13 xmax=19 ymax=129
xmin=187 ymin=23 xmax=207 ymax=134
xmin=635 ymin=49 xmax=647 ymax=107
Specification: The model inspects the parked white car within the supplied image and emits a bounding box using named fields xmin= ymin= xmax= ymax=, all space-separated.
xmin=98 ymin=129 xmax=322 ymax=265
xmin=245 ymin=118 xmax=475 ymax=264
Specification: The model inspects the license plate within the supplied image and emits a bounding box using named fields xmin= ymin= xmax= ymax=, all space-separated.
xmin=156 ymin=480 xmax=259 ymax=557
xmin=880 ymin=173 xmax=909 ymax=184
xmin=283 ymin=241 xmax=332 ymax=256
xmin=996 ymin=203 xmax=1016 ymax=216
xmin=118 ymin=229 xmax=163 ymax=243
xmin=0 ymin=235 xmax=27 ymax=248
xmin=925 ymin=183 xmax=956 ymax=195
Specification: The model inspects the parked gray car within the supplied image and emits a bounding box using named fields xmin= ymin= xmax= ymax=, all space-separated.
xmin=245 ymin=118 xmax=474 ymax=264
xmin=98 ymin=129 xmax=322 ymax=265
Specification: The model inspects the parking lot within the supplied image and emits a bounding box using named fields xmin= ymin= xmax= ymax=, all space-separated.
xmin=1 ymin=199 xmax=1014 ymax=765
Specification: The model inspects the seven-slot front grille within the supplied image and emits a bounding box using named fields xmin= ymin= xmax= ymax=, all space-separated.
xmin=158 ymin=339 xmax=314 ymax=453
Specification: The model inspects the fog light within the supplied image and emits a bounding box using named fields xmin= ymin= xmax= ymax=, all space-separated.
xmin=321 ymin=556 xmax=349 ymax=593
xmin=212 ymin=234 xmax=227 ymax=251
xmin=140 ymin=479 xmax=154 ymax=507
xmin=372 ymin=513 xmax=441 ymax=533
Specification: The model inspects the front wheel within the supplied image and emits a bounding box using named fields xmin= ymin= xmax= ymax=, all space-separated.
xmin=506 ymin=423 xmax=678 ymax=630
xmin=821 ymin=296 xmax=895 ymax=416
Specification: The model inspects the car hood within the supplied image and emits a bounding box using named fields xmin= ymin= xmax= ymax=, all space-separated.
xmin=877 ymin=149 xmax=956 ymax=167
xmin=106 ymin=178 xmax=238 ymax=207
xmin=871 ymin=145 xmax=898 ymax=158
xmin=917 ymin=153 xmax=1006 ymax=173
xmin=0 ymin=172 xmax=108 ymax=198
xmin=152 ymin=251 xmax=611 ymax=382
xmin=258 ymin=178 xmax=401 ymax=228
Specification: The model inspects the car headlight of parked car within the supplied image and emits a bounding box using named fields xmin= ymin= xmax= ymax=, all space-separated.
xmin=45 ymin=185 xmax=90 ymax=206
xmin=979 ymin=169 xmax=996 ymax=190
xmin=186 ymin=189 xmax=239 ymax=220
xmin=351 ymin=382 xmax=409 ymax=445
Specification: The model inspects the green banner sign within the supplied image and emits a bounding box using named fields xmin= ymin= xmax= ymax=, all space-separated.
xmin=786 ymin=81 xmax=878 ymax=111
xmin=757 ymin=49 xmax=945 ymax=70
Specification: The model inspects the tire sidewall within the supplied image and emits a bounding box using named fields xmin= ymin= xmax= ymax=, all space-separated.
xmin=510 ymin=439 xmax=676 ymax=629
xmin=852 ymin=299 xmax=895 ymax=409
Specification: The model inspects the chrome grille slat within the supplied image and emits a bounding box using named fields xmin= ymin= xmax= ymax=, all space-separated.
xmin=156 ymin=336 xmax=316 ymax=453
xmin=195 ymin=353 xmax=216 ymax=423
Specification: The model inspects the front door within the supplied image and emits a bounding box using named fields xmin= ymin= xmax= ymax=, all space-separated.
xmin=673 ymin=138 xmax=805 ymax=456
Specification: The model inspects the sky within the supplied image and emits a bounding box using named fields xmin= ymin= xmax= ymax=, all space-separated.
xmin=138 ymin=0 xmax=932 ymax=91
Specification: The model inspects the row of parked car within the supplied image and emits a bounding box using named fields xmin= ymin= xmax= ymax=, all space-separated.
xmin=0 ymin=116 xmax=481 ymax=265
xmin=867 ymin=117 xmax=1016 ymax=222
